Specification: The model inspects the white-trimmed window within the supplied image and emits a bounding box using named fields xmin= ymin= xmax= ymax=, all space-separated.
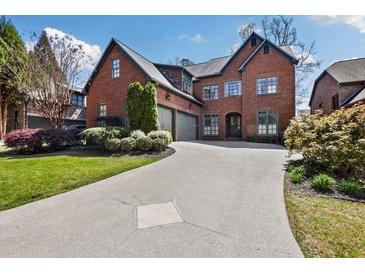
xmin=203 ymin=85 xmax=219 ymax=100
xmin=256 ymin=76 xmax=277 ymax=95
xmin=112 ymin=59 xmax=120 ymax=78
xmin=97 ymin=104 xmax=107 ymax=127
xmin=182 ymin=73 xmax=192 ymax=94
xmin=258 ymin=111 xmax=277 ymax=135
xmin=204 ymin=114 xmax=219 ymax=136
xmin=72 ymin=94 xmax=84 ymax=107
xmin=224 ymin=81 xmax=242 ymax=97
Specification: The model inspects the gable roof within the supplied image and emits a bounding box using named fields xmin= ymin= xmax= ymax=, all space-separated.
xmin=84 ymin=38 xmax=202 ymax=105
xmin=341 ymin=86 xmax=365 ymax=107
xmin=239 ymin=39 xmax=298 ymax=71
xmin=309 ymin=58 xmax=365 ymax=106
xmin=185 ymin=31 xmax=298 ymax=78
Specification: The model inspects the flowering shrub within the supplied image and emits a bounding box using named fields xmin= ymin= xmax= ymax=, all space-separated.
xmin=104 ymin=138 xmax=122 ymax=152
xmin=130 ymin=130 xmax=146 ymax=139
xmin=147 ymin=130 xmax=173 ymax=145
xmin=284 ymin=104 xmax=365 ymax=180
xmin=135 ymin=136 xmax=153 ymax=151
xmin=151 ymin=138 xmax=167 ymax=151
xmin=81 ymin=127 xmax=129 ymax=146
xmin=120 ymin=137 xmax=136 ymax=152
xmin=4 ymin=128 xmax=81 ymax=153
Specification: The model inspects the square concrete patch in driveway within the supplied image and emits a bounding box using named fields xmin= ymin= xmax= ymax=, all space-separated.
xmin=137 ymin=201 xmax=183 ymax=229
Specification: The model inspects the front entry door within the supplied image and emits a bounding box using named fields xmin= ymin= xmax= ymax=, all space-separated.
xmin=227 ymin=114 xmax=241 ymax=137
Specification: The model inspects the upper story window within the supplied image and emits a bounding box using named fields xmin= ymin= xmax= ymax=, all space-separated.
xmin=263 ymin=45 xmax=270 ymax=54
xmin=204 ymin=114 xmax=219 ymax=136
xmin=332 ymin=94 xmax=339 ymax=110
xmin=251 ymin=37 xmax=257 ymax=47
xmin=182 ymin=73 xmax=192 ymax=94
xmin=71 ymin=94 xmax=84 ymax=107
xmin=112 ymin=59 xmax=120 ymax=79
xmin=257 ymin=76 xmax=277 ymax=95
xmin=98 ymin=104 xmax=107 ymax=117
xmin=224 ymin=81 xmax=242 ymax=97
xmin=203 ymin=85 xmax=219 ymax=100
xmin=258 ymin=111 xmax=277 ymax=135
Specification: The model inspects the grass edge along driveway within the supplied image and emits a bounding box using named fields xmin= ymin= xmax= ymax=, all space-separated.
xmin=0 ymin=149 xmax=159 ymax=211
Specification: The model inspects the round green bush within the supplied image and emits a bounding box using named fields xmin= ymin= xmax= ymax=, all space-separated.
xmin=338 ymin=179 xmax=364 ymax=197
xmin=120 ymin=137 xmax=136 ymax=152
xmin=81 ymin=127 xmax=129 ymax=146
xmin=312 ymin=174 xmax=335 ymax=192
xmin=151 ymin=138 xmax=167 ymax=151
xmin=147 ymin=130 xmax=173 ymax=145
xmin=135 ymin=136 xmax=153 ymax=151
xmin=130 ymin=130 xmax=146 ymax=139
xmin=104 ymin=138 xmax=122 ymax=152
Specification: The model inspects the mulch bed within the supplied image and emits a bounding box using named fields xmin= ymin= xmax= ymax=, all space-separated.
xmin=285 ymin=174 xmax=365 ymax=203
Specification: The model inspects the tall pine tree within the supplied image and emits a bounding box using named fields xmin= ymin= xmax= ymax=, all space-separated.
xmin=0 ymin=16 xmax=28 ymax=139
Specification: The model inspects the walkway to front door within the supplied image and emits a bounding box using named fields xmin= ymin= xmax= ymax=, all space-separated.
xmin=226 ymin=113 xmax=241 ymax=137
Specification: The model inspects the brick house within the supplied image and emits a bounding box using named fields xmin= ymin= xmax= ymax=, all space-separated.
xmin=6 ymin=89 xmax=86 ymax=132
xmin=309 ymin=58 xmax=365 ymax=114
xmin=84 ymin=32 xmax=298 ymax=141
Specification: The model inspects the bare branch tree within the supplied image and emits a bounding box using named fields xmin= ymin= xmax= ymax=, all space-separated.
xmin=238 ymin=23 xmax=256 ymax=41
xmin=25 ymin=31 xmax=86 ymax=128
xmin=261 ymin=16 xmax=321 ymax=104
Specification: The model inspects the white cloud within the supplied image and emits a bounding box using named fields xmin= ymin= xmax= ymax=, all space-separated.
xmin=231 ymin=43 xmax=240 ymax=53
xmin=44 ymin=27 xmax=102 ymax=71
xmin=177 ymin=34 xmax=189 ymax=40
xmin=311 ymin=15 xmax=365 ymax=34
xmin=190 ymin=33 xmax=206 ymax=43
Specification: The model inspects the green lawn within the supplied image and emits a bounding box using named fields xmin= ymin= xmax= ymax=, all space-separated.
xmin=0 ymin=148 xmax=158 ymax=211
xmin=285 ymin=193 xmax=365 ymax=257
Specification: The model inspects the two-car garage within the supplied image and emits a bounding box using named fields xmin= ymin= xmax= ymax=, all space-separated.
xmin=157 ymin=105 xmax=197 ymax=141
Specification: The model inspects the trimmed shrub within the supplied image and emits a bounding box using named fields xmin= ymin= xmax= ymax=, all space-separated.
xmin=151 ymin=138 xmax=167 ymax=151
xmin=312 ymin=174 xmax=335 ymax=192
xmin=290 ymin=166 xmax=305 ymax=183
xmin=4 ymin=128 xmax=81 ymax=153
xmin=338 ymin=179 xmax=364 ymax=197
xmin=120 ymin=137 xmax=136 ymax=152
xmin=130 ymin=130 xmax=146 ymax=139
xmin=147 ymin=130 xmax=173 ymax=145
xmin=127 ymin=81 xmax=159 ymax=133
xmin=104 ymin=138 xmax=122 ymax=152
xmin=135 ymin=136 xmax=153 ymax=151
xmin=81 ymin=127 xmax=129 ymax=146
xmin=284 ymin=104 xmax=365 ymax=180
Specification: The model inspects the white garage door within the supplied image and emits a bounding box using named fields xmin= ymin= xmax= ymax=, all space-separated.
xmin=158 ymin=106 xmax=173 ymax=133
xmin=177 ymin=111 xmax=197 ymax=141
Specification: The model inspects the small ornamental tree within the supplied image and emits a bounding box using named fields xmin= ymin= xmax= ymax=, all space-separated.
xmin=127 ymin=81 xmax=159 ymax=133
xmin=284 ymin=103 xmax=365 ymax=180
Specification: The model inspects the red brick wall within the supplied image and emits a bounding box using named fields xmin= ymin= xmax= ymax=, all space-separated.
xmin=310 ymin=73 xmax=339 ymax=115
xmin=242 ymin=45 xmax=296 ymax=136
xmin=86 ymin=44 xmax=201 ymax=129
xmin=156 ymin=66 xmax=182 ymax=90
xmin=194 ymin=38 xmax=295 ymax=140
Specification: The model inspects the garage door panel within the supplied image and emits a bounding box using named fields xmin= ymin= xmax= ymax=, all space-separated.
xmin=177 ymin=112 xmax=197 ymax=141
xmin=158 ymin=106 xmax=173 ymax=133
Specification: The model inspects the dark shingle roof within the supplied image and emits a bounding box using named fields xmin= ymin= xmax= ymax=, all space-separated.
xmin=184 ymin=56 xmax=231 ymax=78
xmin=342 ymin=86 xmax=365 ymax=107
xmin=326 ymin=58 xmax=365 ymax=83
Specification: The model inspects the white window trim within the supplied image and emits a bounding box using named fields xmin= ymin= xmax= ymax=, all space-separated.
xmin=203 ymin=85 xmax=219 ymax=100
xmin=224 ymin=81 xmax=242 ymax=97
xmin=256 ymin=76 xmax=277 ymax=95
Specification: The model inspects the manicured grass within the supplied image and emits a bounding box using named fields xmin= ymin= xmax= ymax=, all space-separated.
xmin=285 ymin=193 xmax=365 ymax=257
xmin=0 ymin=149 xmax=158 ymax=211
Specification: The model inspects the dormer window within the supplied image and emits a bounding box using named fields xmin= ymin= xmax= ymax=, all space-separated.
xmin=251 ymin=37 xmax=257 ymax=47
xmin=182 ymin=73 xmax=192 ymax=94
xmin=263 ymin=45 xmax=270 ymax=54
xmin=112 ymin=59 xmax=120 ymax=79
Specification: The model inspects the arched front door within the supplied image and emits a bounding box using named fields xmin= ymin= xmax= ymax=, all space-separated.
xmin=226 ymin=113 xmax=242 ymax=138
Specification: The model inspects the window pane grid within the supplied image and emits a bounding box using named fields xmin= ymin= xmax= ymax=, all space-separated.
xmin=203 ymin=85 xmax=219 ymax=100
xmin=182 ymin=74 xmax=192 ymax=94
xmin=225 ymin=81 xmax=242 ymax=97
xmin=112 ymin=59 xmax=120 ymax=78
xmin=258 ymin=111 xmax=277 ymax=135
xmin=257 ymin=77 xmax=277 ymax=95
xmin=204 ymin=114 xmax=219 ymax=135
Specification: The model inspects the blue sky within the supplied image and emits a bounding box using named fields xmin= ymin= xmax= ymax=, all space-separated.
xmin=7 ymin=15 xmax=365 ymax=105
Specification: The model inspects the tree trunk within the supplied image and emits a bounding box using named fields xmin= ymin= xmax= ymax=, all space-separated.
xmin=0 ymin=100 xmax=3 ymax=140
xmin=0 ymin=101 xmax=8 ymax=139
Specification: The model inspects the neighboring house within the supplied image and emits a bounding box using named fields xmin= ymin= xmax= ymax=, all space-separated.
xmin=309 ymin=58 xmax=365 ymax=114
xmin=84 ymin=32 xmax=298 ymax=141
xmin=6 ymin=89 xmax=86 ymax=132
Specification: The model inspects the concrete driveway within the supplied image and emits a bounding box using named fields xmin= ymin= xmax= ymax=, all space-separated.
xmin=0 ymin=141 xmax=302 ymax=257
